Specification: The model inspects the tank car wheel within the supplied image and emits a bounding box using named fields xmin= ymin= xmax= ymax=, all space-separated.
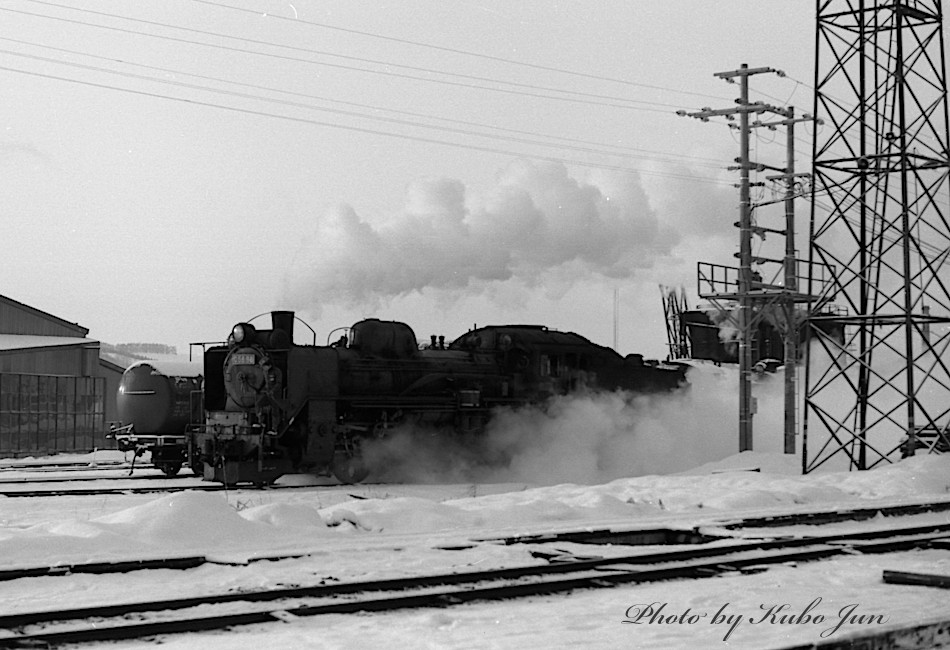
xmin=158 ymin=462 xmax=182 ymax=477
xmin=331 ymin=453 xmax=369 ymax=484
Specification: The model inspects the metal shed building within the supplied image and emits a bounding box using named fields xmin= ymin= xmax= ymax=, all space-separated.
xmin=0 ymin=294 xmax=121 ymax=457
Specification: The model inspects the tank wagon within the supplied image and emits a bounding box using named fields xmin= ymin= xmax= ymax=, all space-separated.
xmin=189 ymin=311 xmax=687 ymax=485
xmin=109 ymin=360 xmax=203 ymax=476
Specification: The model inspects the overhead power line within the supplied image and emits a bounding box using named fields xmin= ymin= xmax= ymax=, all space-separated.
xmin=0 ymin=62 xmax=735 ymax=186
xmin=193 ymin=0 xmax=729 ymax=103
xmin=7 ymin=2 xmax=688 ymax=113
xmin=0 ymin=1 xmax=771 ymax=186
xmin=0 ymin=43 xmax=729 ymax=171
xmin=0 ymin=36 xmax=726 ymax=169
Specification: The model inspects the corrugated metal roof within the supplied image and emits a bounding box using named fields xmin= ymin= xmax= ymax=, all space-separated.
xmin=0 ymin=334 xmax=99 ymax=352
xmin=0 ymin=294 xmax=88 ymax=336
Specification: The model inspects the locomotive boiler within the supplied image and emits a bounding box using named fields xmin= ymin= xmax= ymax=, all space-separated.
xmin=189 ymin=311 xmax=687 ymax=485
xmin=110 ymin=360 xmax=203 ymax=476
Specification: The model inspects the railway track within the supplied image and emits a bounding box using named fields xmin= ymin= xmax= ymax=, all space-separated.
xmin=1 ymin=518 xmax=948 ymax=648
xmin=0 ymin=460 xmax=134 ymax=472
xmin=481 ymin=497 xmax=950 ymax=546
xmin=717 ymin=498 xmax=950 ymax=529
xmin=0 ymin=465 xmax=340 ymax=496
xmin=0 ymin=481 xmax=327 ymax=497
xmin=0 ymin=471 xmax=192 ymax=485
xmin=0 ymin=482 xmax=221 ymax=497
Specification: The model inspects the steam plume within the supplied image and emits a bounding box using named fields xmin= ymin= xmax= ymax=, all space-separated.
xmin=284 ymin=161 xmax=679 ymax=308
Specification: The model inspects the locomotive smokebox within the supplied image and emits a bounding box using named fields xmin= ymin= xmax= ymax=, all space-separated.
xmin=271 ymin=310 xmax=295 ymax=341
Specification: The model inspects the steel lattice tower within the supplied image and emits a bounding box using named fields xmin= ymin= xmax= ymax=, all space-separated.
xmin=803 ymin=0 xmax=950 ymax=472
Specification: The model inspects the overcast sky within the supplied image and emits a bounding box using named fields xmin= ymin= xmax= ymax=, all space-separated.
xmin=1 ymin=1 xmax=826 ymax=356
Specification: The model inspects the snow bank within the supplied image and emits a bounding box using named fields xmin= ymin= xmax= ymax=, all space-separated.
xmin=3 ymin=453 xmax=948 ymax=571
xmin=0 ymin=492 xmax=335 ymax=569
xmin=316 ymin=453 xmax=950 ymax=535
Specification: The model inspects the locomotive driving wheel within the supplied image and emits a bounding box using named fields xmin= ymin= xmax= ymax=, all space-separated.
xmin=156 ymin=462 xmax=182 ymax=477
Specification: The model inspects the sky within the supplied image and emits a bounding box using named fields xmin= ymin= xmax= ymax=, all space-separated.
xmin=1 ymin=1 xmax=827 ymax=356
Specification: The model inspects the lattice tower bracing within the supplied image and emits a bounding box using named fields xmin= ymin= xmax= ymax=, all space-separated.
xmin=803 ymin=0 xmax=950 ymax=472
xmin=660 ymin=285 xmax=691 ymax=360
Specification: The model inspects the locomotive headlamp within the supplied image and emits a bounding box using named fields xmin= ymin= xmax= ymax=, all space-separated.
xmin=231 ymin=323 xmax=257 ymax=346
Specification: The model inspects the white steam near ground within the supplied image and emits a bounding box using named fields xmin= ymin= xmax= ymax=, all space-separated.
xmin=361 ymin=335 xmax=938 ymax=485
xmin=362 ymin=363 xmax=789 ymax=485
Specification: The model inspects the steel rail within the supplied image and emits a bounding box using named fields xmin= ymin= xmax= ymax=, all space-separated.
xmin=0 ymin=556 xmax=208 ymax=582
xmin=0 ymin=472 xmax=189 ymax=485
xmin=0 ymin=461 xmax=136 ymax=472
xmin=774 ymin=613 xmax=950 ymax=649
xmin=2 ymin=507 xmax=949 ymax=583
xmin=1 ymin=525 xmax=948 ymax=648
xmin=716 ymin=498 xmax=950 ymax=529
xmin=0 ymin=484 xmax=226 ymax=497
xmin=479 ymin=499 xmax=950 ymax=547
xmin=0 ymin=482 xmax=326 ymax=498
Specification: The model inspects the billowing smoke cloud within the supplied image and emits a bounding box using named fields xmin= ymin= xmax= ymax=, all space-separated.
xmin=285 ymin=161 xmax=679 ymax=308
xmin=361 ymin=364 xmax=787 ymax=485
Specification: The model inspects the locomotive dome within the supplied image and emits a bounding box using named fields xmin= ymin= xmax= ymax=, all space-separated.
xmin=348 ymin=318 xmax=417 ymax=358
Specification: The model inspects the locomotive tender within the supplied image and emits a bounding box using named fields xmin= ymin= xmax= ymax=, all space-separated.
xmin=189 ymin=311 xmax=687 ymax=485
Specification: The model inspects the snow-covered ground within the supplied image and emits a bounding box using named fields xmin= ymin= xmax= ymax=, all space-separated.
xmin=1 ymin=449 xmax=949 ymax=649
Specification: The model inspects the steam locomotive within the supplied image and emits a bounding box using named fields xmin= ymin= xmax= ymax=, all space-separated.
xmin=189 ymin=311 xmax=686 ymax=485
xmin=112 ymin=311 xmax=687 ymax=485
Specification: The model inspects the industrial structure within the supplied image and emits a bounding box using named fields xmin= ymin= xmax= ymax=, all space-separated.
xmin=671 ymin=1 xmax=950 ymax=471
xmin=0 ymin=294 xmax=121 ymax=457
xmin=803 ymin=0 xmax=950 ymax=471
xmin=661 ymin=286 xmax=791 ymax=366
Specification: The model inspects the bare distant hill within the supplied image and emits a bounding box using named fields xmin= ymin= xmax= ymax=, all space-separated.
xmin=100 ymin=343 xmax=180 ymax=370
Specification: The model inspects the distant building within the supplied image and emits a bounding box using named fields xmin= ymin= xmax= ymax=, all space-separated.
xmin=681 ymin=310 xmax=786 ymax=364
xmin=0 ymin=294 xmax=122 ymax=457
